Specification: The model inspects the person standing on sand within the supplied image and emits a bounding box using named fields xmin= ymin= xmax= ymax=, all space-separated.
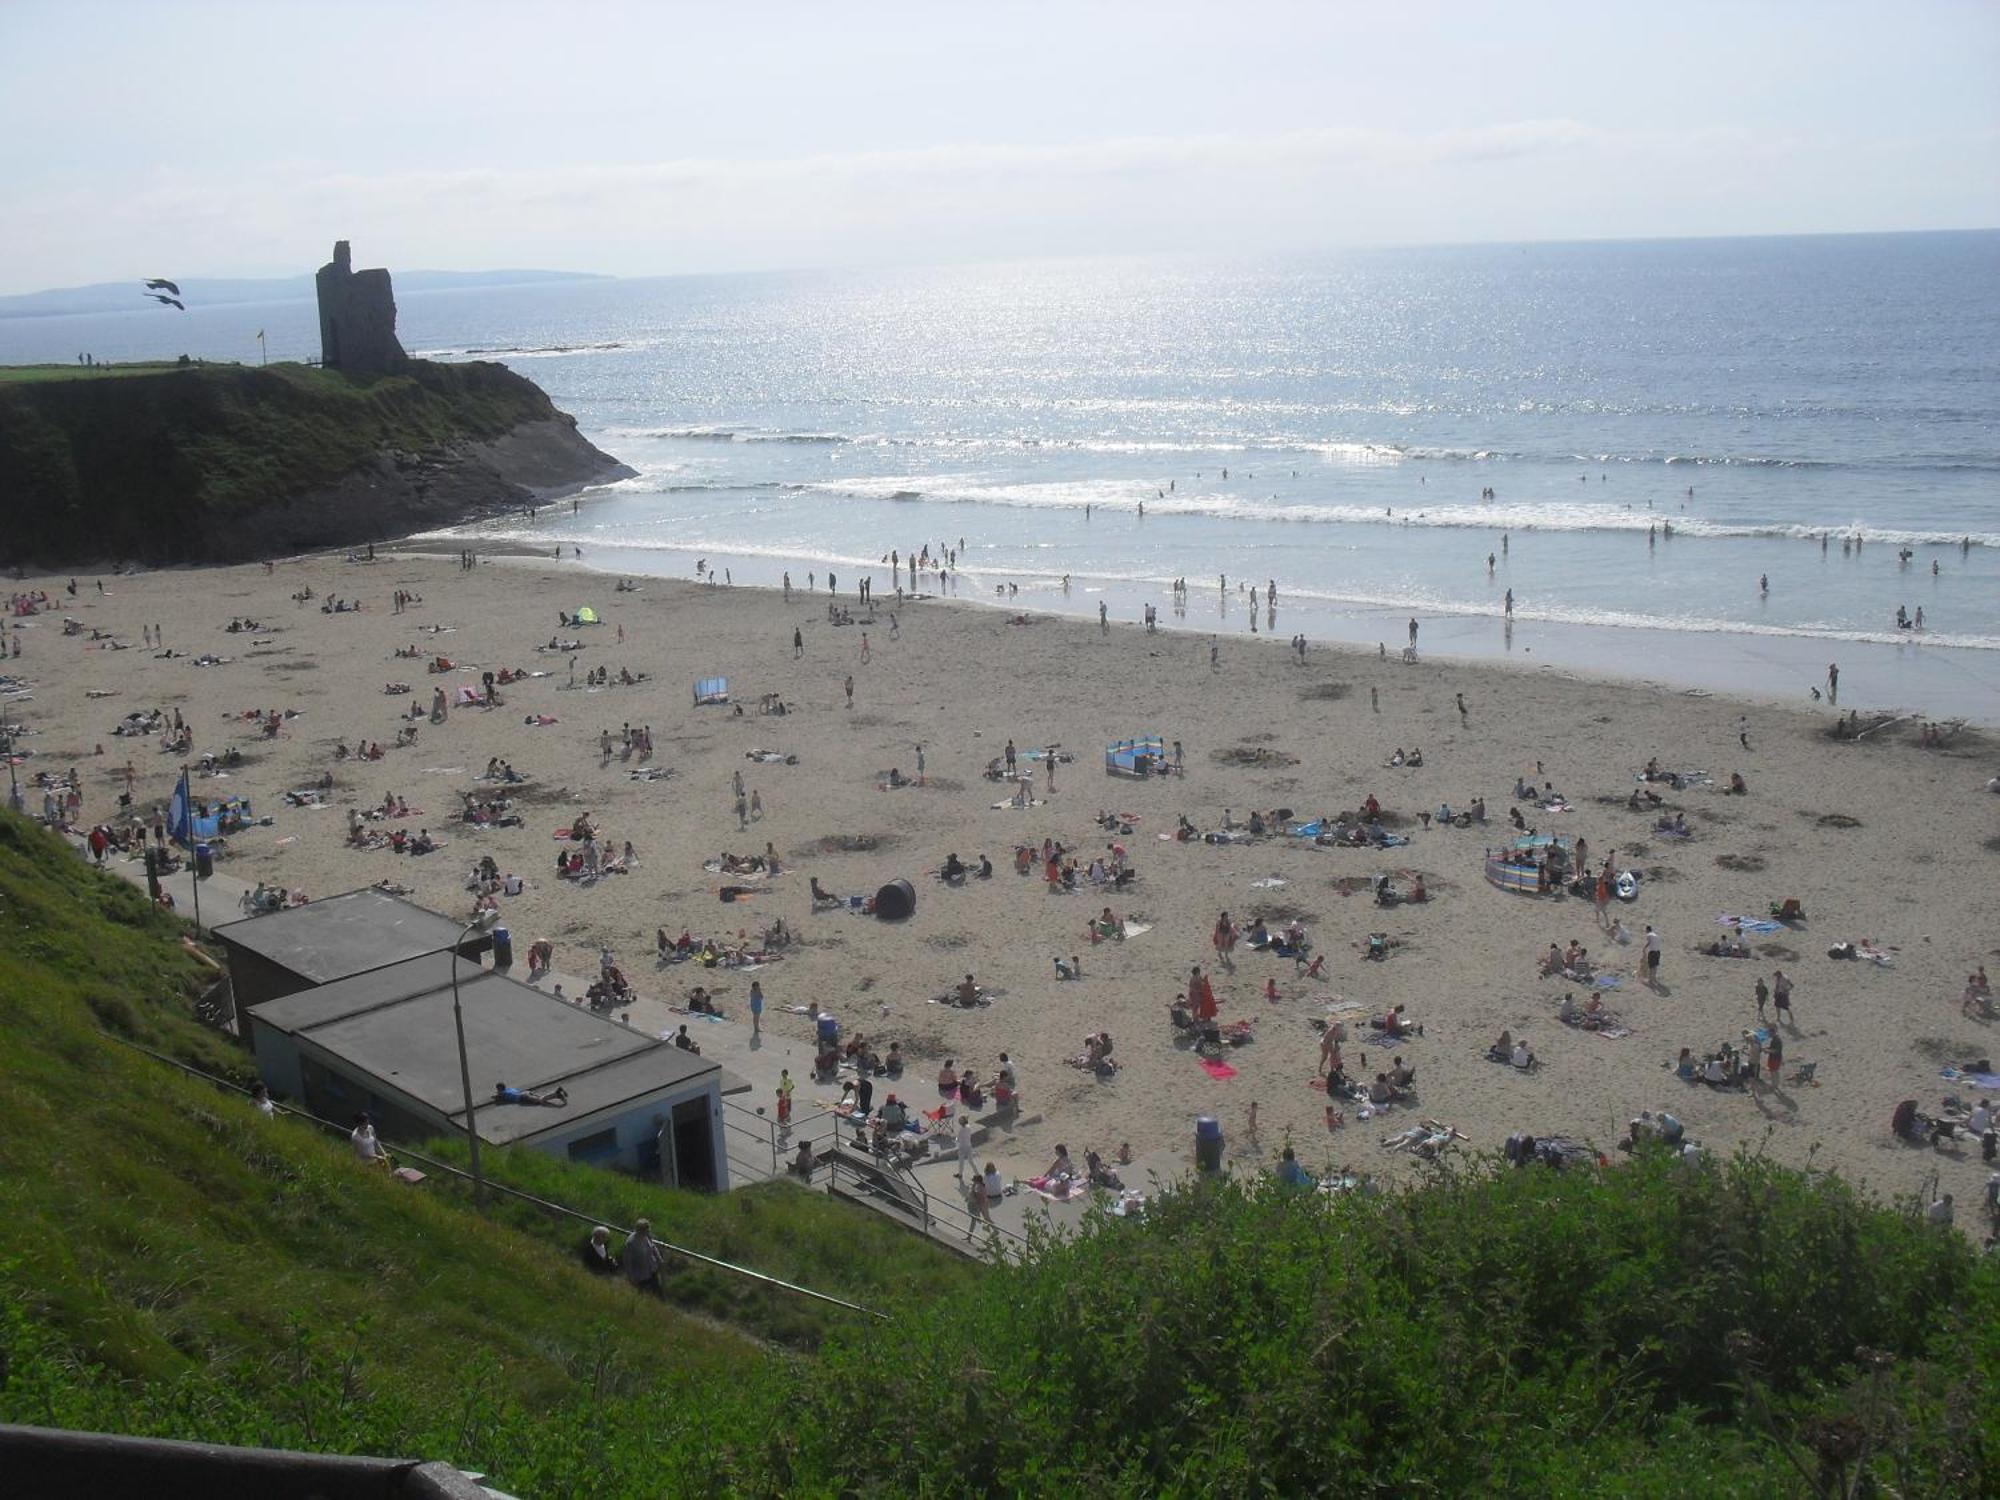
xmin=1210 ymin=638 xmax=1219 ymax=671
xmin=860 ymin=632 xmax=870 ymax=663
xmin=1045 ymin=747 xmax=1057 ymax=794
xmin=1772 ymin=969 xmax=1794 ymax=1025
xmin=1827 ymin=663 xmax=1838 ymax=703
xmin=749 ymin=979 xmax=764 ymax=1037
xmin=1004 ymin=740 xmax=1017 ymax=774
xmin=1408 ymin=618 xmax=1419 ymax=647
xmin=1737 ymin=715 xmax=1751 ymax=751
xmin=793 ymin=627 xmax=803 ymax=659
xmin=844 ymin=674 xmax=854 ymax=709
xmin=1644 ymin=925 xmax=1663 ymax=988
xmin=776 ymin=1069 xmax=794 ymax=1133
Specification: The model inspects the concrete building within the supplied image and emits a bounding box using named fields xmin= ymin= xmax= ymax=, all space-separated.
xmin=246 ymin=952 xmax=725 ymax=1187
xmin=213 ymin=887 xmax=491 ymax=1018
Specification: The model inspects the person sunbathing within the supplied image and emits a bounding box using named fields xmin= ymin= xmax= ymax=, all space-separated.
xmin=495 ymin=1081 xmax=567 ymax=1107
xmin=810 ymin=876 xmax=838 ymax=906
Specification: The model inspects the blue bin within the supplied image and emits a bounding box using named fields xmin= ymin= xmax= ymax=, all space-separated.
xmin=816 ymin=1013 xmax=841 ymax=1047
xmin=1195 ymin=1115 xmax=1224 ymax=1172
xmin=491 ymin=925 xmax=513 ymax=967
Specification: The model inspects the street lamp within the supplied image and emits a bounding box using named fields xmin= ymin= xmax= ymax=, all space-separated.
xmin=449 ymin=919 xmax=488 ymax=1210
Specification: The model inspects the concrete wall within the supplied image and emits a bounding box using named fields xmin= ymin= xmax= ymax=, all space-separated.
xmin=521 ymin=1079 xmax=728 ymax=1187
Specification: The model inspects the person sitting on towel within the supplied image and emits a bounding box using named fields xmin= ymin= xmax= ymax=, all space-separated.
xmin=1389 ymin=1056 xmax=1416 ymax=1091
xmin=1488 ymin=1028 xmax=1514 ymax=1063
xmin=956 ymin=973 xmax=980 ymax=1007
xmin=1511 ymin=1038 xmax=1535 ymax=1070
xmin=1558 ymin=992 xmax=1580 ymax=1025
xmin=942 ymin=851 xmax=966 ymax=881
xmin=878 ymin=1095 xmax=909 ymax=1131
xmin=1369 ymin=1073 xmax=1397 ymax=1105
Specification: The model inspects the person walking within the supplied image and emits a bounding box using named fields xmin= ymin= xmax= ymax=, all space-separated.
xmin=793 ymin=627 xmax=803 ymax=659
xmin=956 ymin=1113 xmax=974 ymax=1181
xmin=776 ymin=1069 xmax=794 ymax=1134
xmin=1737 ymin=715 xmax=1751 ymax=751
xmin=1644 ymin=925 xmax=1663 ymax=988
xmin=621 ymin=1218 xmax=665 ymax=1296
xmin=1772 ymin=969 xmax=1794 ymax=1025
xmin=748 ymin=979 xmax=764 ymax=1038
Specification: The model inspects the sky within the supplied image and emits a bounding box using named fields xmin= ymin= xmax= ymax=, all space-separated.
xmin=0 ymin=0 xmax=1995 ymax=293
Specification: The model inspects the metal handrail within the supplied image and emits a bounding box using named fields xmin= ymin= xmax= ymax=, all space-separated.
xmin=110 ymin=1035 xmax=887 ymax=1319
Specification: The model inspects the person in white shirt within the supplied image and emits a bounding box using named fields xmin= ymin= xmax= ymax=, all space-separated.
xmin=981 ymin=1162 xmax=1004 ymax=1205
xmin=1925 ymin=1194 xmax=1953 ymax=1227
xmin=251 ymin=1083 xmax=276 ymax=1117
xmin=1643 ymin=926 xmax=1663 ymax=986
xmin=350 ymin=1114 xmax=388 ymax=1167
xmin=1968 ymin=1102 xmax=1992 ymax=1137
xmin=1510 ymin=1038 xmax=1534 ymax=1070
xmin=956 ymin=1115 xmax=974 ymax=1180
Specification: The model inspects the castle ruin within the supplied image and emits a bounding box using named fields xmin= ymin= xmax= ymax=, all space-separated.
xmin=315 ymin=240 xmax=408 ymax=375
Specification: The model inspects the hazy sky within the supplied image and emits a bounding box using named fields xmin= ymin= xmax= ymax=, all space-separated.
xmin=1 ymin=0 xmax=1995 ymax=292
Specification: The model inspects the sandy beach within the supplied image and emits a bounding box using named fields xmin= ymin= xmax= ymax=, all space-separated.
xmin=7 ymin=551 xmax=1996 ymax=1214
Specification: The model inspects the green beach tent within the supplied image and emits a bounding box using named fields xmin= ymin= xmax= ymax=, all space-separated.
xmin=573 ymin=606 xmax=599 ymax=625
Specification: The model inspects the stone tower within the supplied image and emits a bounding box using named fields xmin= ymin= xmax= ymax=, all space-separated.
xmin=315 ymin=240 xmax=408 ymax=374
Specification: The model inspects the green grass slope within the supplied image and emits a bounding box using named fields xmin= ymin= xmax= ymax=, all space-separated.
xmin=0 ymin=359 xmax=564 ymax=563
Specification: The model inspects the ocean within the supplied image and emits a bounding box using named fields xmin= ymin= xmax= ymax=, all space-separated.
xmin=7 ymin=231 xmax=1997 ymax=718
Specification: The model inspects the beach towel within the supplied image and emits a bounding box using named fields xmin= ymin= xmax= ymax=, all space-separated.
xmin=1199 ymin=1058 xmax=1238 ymax=1080
xmin=1592 ymin=1024 xmax=1632 ymax=1040
xmin=1719 ymin=915 xmax=1783 ymax=934
xmin=1591 ymin=974 xmax=1623 ymax=990
xmin=1940 ymin=1068 xmax=2000 ymax=1090
xmin=1122 ymin=922 xmax=1154 ymax=938
xmin=1290 ymin=821 xmax=1324 ymax=838
xmin=1251 ymin=876 xmax=1288 ymax=889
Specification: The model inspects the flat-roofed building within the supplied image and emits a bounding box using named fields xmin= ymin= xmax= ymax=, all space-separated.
xmin=247 ymin=952 xmax=724 ymax=1187
xmin=213 ymin=887 xmax=492 ymax=1019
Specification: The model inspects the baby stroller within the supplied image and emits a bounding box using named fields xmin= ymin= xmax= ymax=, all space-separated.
xmin=1169 ymin=1001 xmax=1225 ymax=1058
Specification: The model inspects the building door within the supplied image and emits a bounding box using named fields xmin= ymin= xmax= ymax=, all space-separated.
xmin=669 ymin=1097 xmax=716 ymax=1191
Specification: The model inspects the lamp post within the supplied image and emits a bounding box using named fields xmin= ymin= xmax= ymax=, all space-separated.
xmin=449 ymin=919 xmax=488 ymax=1210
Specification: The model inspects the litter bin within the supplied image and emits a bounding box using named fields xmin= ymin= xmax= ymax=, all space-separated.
xmin=193 ymin=841 xmax=213 ymax=879
xmin=491 ymin=925 xmax=513 ymax=968
xmin=1195 ymin=1115 xmax=1224 ymax=1173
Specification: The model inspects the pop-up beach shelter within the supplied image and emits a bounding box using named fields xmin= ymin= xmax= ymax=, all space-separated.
xmin=693 ymin=676 xmax=729 ymax=706
xmin=1105 ymin=736 xmax=1165 ymax=778
xmin=572 ymin=606 xmax=599 ymax=625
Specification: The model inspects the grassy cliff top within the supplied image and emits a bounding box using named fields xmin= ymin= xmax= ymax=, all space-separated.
xmin=0 ymin=359 xmax=572 ymax=563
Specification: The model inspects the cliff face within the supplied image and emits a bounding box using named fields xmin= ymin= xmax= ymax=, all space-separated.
xmin=0 ymin=360 xmax=631 ymax=566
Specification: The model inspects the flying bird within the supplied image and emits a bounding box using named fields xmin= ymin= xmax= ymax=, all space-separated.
xmin=144 ymin=293 xmax=186 ymax=311
xmin=144 ymin=278 xmax=181 ymax=295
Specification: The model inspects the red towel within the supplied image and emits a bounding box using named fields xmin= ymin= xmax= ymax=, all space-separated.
xmin=1199 ymin=1058 xmax=1238 ymax=1080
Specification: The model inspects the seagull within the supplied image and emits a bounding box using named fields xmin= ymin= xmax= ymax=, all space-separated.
xmin=144 ymin=278 xmax=181 ymax=295
xmin=144 ymin=293 xmax=186 ymax=311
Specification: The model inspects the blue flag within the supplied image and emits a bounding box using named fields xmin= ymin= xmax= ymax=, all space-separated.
xmin=166 ymin=770 xmax=192 ymax=847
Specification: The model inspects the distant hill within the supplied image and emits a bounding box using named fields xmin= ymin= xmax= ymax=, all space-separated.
xmin=0 ymin=269 xmax=607 ymax=320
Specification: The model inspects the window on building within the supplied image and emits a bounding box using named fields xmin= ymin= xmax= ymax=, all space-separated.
xmin=567 ymin=1128 xmax=619 ymax=1164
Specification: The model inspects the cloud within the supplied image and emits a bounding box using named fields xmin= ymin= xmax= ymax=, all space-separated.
xmin=0 ymin=117 xmax=1989 ymax=293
